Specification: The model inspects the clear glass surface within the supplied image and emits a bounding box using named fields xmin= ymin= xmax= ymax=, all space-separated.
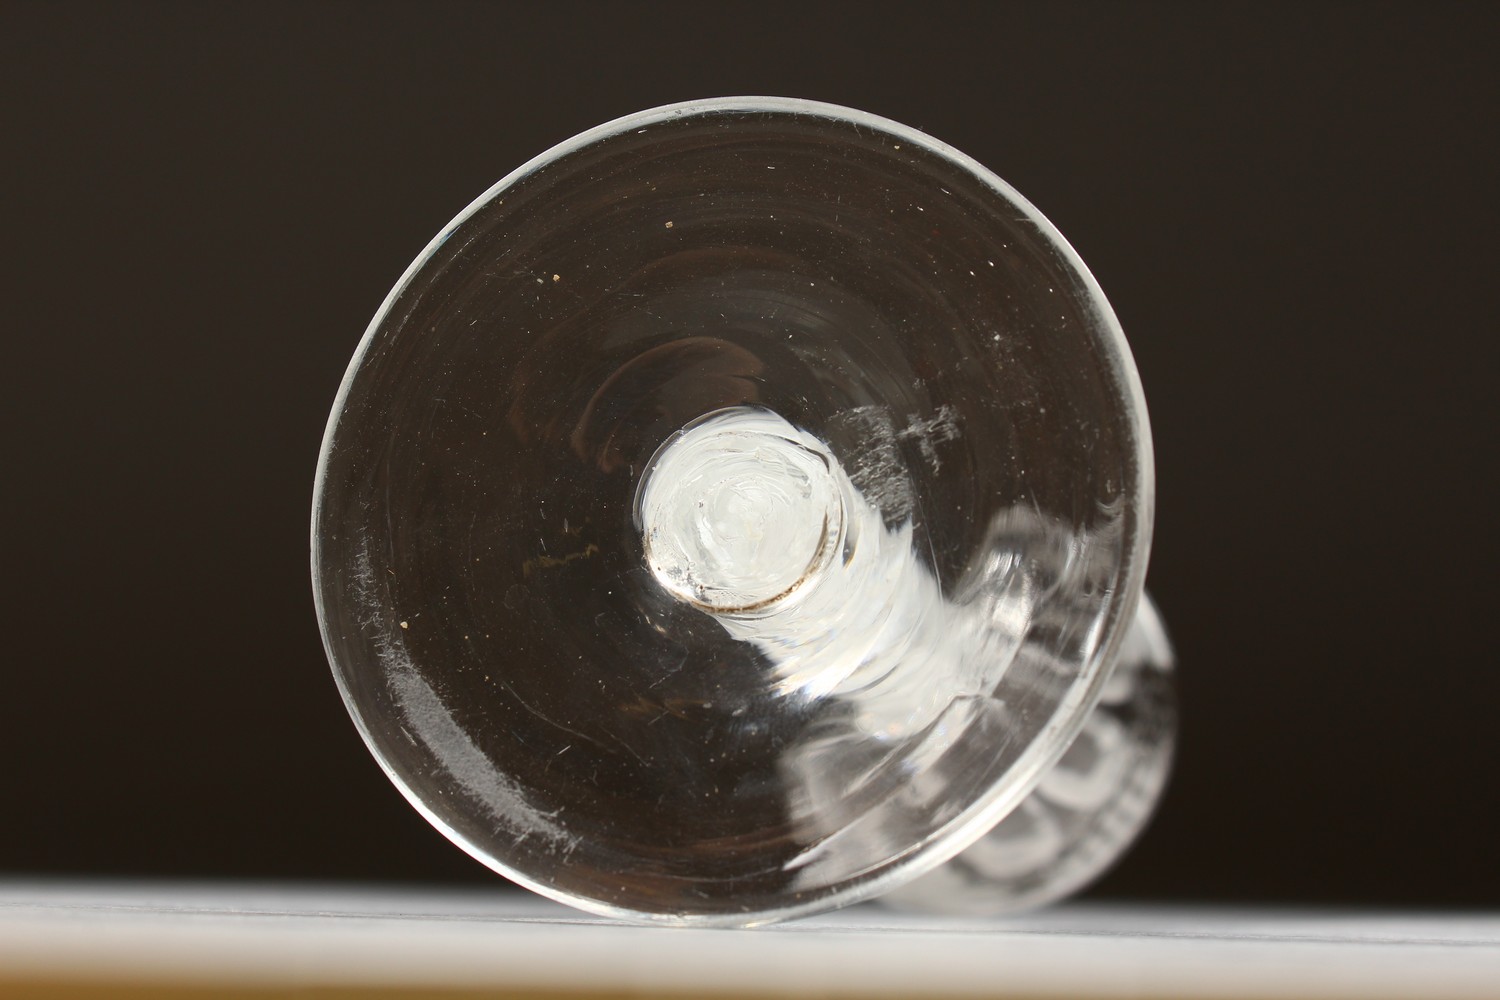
xmin=312 ymin=98 xmax=1155 ymax=925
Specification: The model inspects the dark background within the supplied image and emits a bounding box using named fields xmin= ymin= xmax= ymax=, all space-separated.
xmin=5 ymin=1 xmax=1497 ymax=907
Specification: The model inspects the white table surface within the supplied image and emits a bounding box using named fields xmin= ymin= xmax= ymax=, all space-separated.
xmin=2 ymin=881 xmax=1497 ymax=999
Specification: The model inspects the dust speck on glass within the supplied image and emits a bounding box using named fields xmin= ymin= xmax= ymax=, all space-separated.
xmin=312 ymin=98 xmax=1174 ymax=926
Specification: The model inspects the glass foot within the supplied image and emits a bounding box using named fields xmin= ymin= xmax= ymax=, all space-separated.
xmin=313 ymin=98 xmax=1164 ymax=925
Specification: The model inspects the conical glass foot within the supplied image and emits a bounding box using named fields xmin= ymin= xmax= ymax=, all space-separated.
xmin=312 ymin=98 xmax=1165 ymax=925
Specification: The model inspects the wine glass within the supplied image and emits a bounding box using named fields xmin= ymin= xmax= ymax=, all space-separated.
xmin=312 ymin=97 xmax=1169 ymax=925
